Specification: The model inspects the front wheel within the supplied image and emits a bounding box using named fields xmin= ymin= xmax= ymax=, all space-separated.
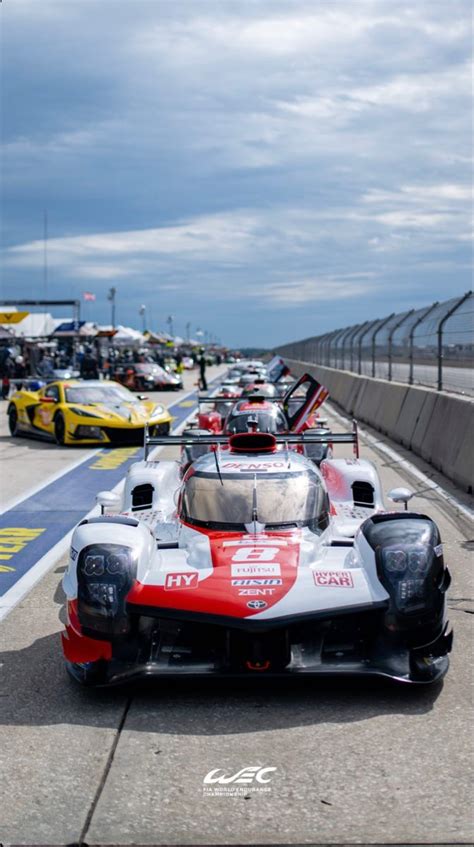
xmin=54 ymin=413 xmax=66 ymax=445
xmin=8 ymin=405 xmax=19 ymax=436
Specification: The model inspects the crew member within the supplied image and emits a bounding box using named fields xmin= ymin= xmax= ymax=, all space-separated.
xmin=198 ymin=349 xmax=207 ymax=391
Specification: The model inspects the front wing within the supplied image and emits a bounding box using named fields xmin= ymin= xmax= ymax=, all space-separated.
xmin=63 ymin=602 xmax=452 ymax=686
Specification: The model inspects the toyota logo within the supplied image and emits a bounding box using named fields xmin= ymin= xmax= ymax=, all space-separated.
xmin=247 ymin=600 xmax=267 ymax=610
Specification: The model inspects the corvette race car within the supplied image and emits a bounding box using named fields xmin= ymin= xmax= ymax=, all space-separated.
xmin=7 ymin=380 xmax=172 ymax=445
xmin=61 ymin=420 xmax=452 ymax=686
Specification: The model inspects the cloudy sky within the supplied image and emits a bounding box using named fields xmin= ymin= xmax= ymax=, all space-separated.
xmin=1 ymin=0 xmax=472 ymax=347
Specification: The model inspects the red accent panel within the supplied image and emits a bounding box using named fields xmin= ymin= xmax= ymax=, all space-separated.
xmin=238 ymin=400 xmax=272 ymax=411
xmin=245 ymin=660 xmax=271 ymax=671
xmin=229 ymin=432 xmax=277 ymax=453
xmin=67 ymin=599 xmax=81 ymax=634
xmin=62 ymin=599 xmax=112 ymax=662
xmin=197 ymin=411 xmax=223 ymax=433
xmin=127 ymin=529 xmax=300 ymax=619
xmin=61 ymin=626 xmax=112 ymax=663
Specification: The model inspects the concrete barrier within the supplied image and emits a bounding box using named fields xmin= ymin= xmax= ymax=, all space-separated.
xmin=281 ymin=357 xmax=473 ymax=492
xmin=394 ymin=386 xmax=431 ymax=448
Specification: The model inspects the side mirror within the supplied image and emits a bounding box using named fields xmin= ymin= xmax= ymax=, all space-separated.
xmin=96 ymin=490 xmax=121 ymax=515
xmin=137 ymin=394 xmax=148 ymax=400
xmin=39 ymin=396 xmax=55 ymax=403
xmin=388 ymin=487 xmax=414 ymax=511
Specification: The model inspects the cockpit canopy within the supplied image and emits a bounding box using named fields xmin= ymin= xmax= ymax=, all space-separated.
xmin=180 ymin=467 xmax=329 ymax=533
xmin=225 ymin=403 xmax=287 ymax=435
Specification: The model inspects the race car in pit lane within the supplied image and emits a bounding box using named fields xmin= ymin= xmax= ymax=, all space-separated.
xmin=7 ymin=380 xmax=172 ymax=446
xmin=61 ymin=421 xmax=452 ymax=686
xmin=113 ymin=362 xmax=183 ymax=391
xmin=183 ymin=374 xmax=331 ymax=469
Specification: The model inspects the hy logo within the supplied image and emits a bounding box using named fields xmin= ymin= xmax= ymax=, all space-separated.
xmin=204 ymin=766 xmax=277 ymax=785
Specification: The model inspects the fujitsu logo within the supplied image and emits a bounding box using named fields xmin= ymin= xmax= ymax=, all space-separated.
xmin=203 ymin=766 xmax=277 ymax=785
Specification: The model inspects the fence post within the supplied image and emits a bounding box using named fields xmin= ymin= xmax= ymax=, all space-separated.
xmin=330 ymin=328 xmax=346 ymax=369
xmin=315 ymin=333 xmax=327 ymax=366
xmin=437 ymin=291 xmax=472 ymax=391
xmin=387 ymin=310 xmax=414 ymax=381
xmin=350 ymin=322 xmax=369 ymax=372
xmin=348 ymin=323 xmax=366 ymax=372
xmin=371 ymin=313 xmax=394 ymax=378
xmin=409 ymin=301 xmax=439 ymax=385
xmin=340 ymin=326 xmax=355 ymax=370
xmin=358 ymin=320 xmax=378 ymax=375
xmin=326 ymin=330 xmax=339 ymax=366
xmin=314 ymin=335 xmax=324 ymax=364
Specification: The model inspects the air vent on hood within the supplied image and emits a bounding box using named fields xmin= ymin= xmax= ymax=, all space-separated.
xmin=132 ymin=483 xmax=154 ymax=511
xmin=351 ymin=481 xmax=374 ymax=507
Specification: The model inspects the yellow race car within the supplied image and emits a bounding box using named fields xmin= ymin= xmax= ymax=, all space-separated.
xmin=7 ymin=380 xmax=173 ymax=446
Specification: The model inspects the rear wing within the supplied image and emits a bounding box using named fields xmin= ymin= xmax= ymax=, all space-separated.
xmin=144 ymin=420 xmax=360 ymax=460
xmin=197 ymin=394 xmax=280 ymax=405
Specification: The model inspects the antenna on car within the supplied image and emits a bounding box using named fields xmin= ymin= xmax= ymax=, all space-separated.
xmin=252 ymin=473 xmax=258 ymax=532
xmin=213 ymin=444 xmax=224 ymax=486
xmin=352 ymin=419 xmax=359 ymax=459
xmin=144 ymin=422 xmax=149 ymax=460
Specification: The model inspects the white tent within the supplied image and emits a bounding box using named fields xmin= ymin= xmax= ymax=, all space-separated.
xmin=112 ymin=325 xmax=145 ymax=347
xmin=12 ymin=313 xmax=67 ymax=338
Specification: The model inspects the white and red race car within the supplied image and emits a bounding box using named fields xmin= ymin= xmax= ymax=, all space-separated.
xmin=61 ymin=412 xmax=452 ymax=686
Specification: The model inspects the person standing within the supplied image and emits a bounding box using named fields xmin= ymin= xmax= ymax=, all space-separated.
xmin=198 ymin=348 xmax=207 ymax=391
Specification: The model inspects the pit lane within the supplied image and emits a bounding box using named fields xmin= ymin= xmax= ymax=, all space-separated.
xmin=0 ymin=375 xmax=472 ymax=846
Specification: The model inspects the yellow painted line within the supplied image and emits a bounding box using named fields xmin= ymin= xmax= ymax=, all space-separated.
xmin=0 ymin=528 xmax=45 ymax=536
xmin=178 ymin=400 xmax=195 ymax=408
xmin=90 ymin=447 xmax=139 ymax=470
xmin=0 ymin=528 xmax=45 ymax=564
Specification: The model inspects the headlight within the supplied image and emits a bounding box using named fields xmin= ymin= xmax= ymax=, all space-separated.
xmin=152 ymin=404 xmax=165 ymax=417
xmin=77 ymin=544 xmax=137 ymax=636
xmin=363 ymin=515 xmax=446 ymax=616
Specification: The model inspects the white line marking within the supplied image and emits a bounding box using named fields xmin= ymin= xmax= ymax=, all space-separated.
xmin=0 ymin=395 xmax=207 ymax=623
xmin=326 ymin=403 xmax=474 ymax=521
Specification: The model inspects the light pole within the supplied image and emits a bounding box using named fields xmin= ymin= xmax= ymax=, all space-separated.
xmin=185 ymin=321 xmax=191 ymax=341
xmin=167 ymin=315 xmax=174 ymax=338
xmin=108 ymin=287 xmax=117 ymax=329
xmin=139 ymin=304 xmax=147 ymax=332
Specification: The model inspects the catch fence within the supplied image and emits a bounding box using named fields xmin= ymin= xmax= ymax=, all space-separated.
xmin=278 ymin=292 xmax=474 ymax=396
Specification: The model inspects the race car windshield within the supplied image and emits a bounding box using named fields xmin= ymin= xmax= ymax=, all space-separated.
xmin=226 ymin=409 xmax=287 ymax=434
xmin=181 ymin=471 xmax=329 ymax=533
xmin=65 ymin=386 xmax=135 ymax=404
xmin=135 ymin=364 xmax=155 ymax=373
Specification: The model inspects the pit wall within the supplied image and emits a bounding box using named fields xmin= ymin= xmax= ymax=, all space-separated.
xmin=281 ymin=358 xmax=473 ymax=493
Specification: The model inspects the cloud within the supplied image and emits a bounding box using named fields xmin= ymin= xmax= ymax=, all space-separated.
xmin=1 ymin=0 xmax=472 ymax=345
xmin=260 ymin=274 xmax=378 ymax=306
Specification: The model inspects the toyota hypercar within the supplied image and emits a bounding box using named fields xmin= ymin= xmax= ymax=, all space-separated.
xmin=61 ymin=425 xmax=452 ymax=686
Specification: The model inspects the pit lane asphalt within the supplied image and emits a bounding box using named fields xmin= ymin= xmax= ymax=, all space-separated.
xmin=0 ymin=379 xmax=472 ymax=846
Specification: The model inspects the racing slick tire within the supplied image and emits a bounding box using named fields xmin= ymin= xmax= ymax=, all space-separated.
xmin=54 ymin=412 xmax=66 ymax=445
xmin=8 ymin=405 xmax=19 ymax=436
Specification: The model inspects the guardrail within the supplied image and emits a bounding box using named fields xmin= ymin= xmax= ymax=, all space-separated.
xmin=277 ymin=292 xmax=473 ymax=396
